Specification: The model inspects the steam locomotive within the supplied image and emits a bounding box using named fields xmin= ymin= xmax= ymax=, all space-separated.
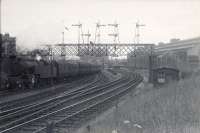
xmin=1 ymin=56 xmax=101 ymax=90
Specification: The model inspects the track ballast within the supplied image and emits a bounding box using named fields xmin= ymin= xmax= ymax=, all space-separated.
xmin=0 ymin=70 xmax=142 ymax=133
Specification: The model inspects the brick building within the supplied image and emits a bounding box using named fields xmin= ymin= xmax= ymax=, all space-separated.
xmin=2 ymin=33 xmax=16 ymax=56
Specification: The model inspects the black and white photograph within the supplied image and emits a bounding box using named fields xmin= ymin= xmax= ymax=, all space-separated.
xmin=0 ymin=0 xmax=200 ymax=133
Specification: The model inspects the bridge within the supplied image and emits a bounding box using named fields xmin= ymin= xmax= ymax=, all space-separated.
xmin=40 ymin=40 xmax=199 ymax=84
xmin=42 ymin=43 xmax=154 ymax=57
xmin=38 ymin=43 xmax=156 ymax=82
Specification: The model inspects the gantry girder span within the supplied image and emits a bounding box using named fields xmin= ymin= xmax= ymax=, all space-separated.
xmin=41 ymin=43 xmax=155 ymax=83
xmin=42 ymin=43 xmax=155 ymax=57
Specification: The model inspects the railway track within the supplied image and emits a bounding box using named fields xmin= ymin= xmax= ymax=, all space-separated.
xmin=0 ymin=71 xmax=142 ymax=133
xmin=0 ymin=72 xmax=111 ymax=129
xmin=0 ymin=74 xmax=93 ymax=98
xmin=0 ymin=73 xmax=116 ymax=131
xmin=0 ymin=73 xmax=103 ymax=112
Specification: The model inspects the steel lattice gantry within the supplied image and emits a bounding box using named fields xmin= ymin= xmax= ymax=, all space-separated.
xmin=42 ymin=43 xmax=155 ymax=83
xmin=43 ymin=43 xmax=155 ymax=57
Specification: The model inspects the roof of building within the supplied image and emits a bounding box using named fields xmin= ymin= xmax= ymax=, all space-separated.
xmin=158 ymin=36 xmax=200 ymax=46
xmin=2 ymin=33 xmax=16 ymax=41
xmin=155 ymin=36 xmax=200 ymax=51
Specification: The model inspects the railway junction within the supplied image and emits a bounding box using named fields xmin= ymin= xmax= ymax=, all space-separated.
xmin=0 ymin=68 xmax=142 ymax=133
xmin=0 ymin=38 xmax=189 ymax=133
xmin=2 ymin=35 xmax=200 ymax=133
xmin=0 ymin=0 xmax=199 ymax=132
xmin=0 ymin=38 xmax=155 ymax=133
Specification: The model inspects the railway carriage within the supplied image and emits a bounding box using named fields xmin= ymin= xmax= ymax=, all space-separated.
xmin=152 ymin=54 xmax=180 ymax=85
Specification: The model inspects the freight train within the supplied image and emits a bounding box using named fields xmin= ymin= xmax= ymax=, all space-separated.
xmin=1 ymin=56 xmax=101 ymax=90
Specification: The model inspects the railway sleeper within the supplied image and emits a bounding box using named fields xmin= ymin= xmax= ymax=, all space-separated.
xmin=68 ymin=116 xmax=83 ymax=122
xmin=15 ymin=130 xmax=35 ymax=133
xmin=57 ymin=124 xmax=77 ymax=131
xmin=69 ymin=113 xmax=95 ymax=126
xmin=58 ymin=112 xmax=75 ymax=117
xmin=59 ymin=81 xmax=138 ymax=131
xmin=46 ymin=116 xmax=62 ymax=122
xmin=29 ymin=122 xmax=47 ymax=127
xmin=19 ymin=126 xmax=40 ymax=132
xmin=77 ymin=111 xmax=93 ymax=117
xmin=5 ymin=74 xmax=139 ymax=133
xmin=63 ymin=103 xmax=119 ymax=127
xmin=56 ymin=122 xmax=70 ymax=127
xmin=64 ymin=120 xmax=77 ymax=125
xmin=71 ymin=123 xmax=82 ymax=129
xmin=54 ymin=114 xmax=70 ymax=118
xmin=36 ymin=131 xmax=46 ymax=133
xmin=55 ymin=123 xmax=73 ymax=129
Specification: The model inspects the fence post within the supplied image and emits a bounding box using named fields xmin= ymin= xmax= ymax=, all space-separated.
xmin=86 ymin=125 xmax=91 ymax=133
xmin=148 ymin=45 xmax=154 ymax=83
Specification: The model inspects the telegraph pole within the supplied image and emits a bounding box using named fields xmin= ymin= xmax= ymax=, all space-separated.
xmin=108 ymin=33 xmax=119 ymax=44
xmin=72 ymin=22 xmax=84 ymax=56
xmin=135 ymin=20 xmax=145 ymax=44
xmin=82 ymin=30 xmax=91 ymax=56
xmin=61 ymin=26 xmax=68 ymax=45
xmin=108 ymin=21 xmax=120 ymax=66
xmin=94 ymin=21 xmax=106 ymax=44
xmin=59 ymin=22 xmax=68 ymax=59
xmin=149 ymin=45 xmax=154 ymax=83
xmin=94 ymin=21 xmax=106 ymax=68
xmin=62 ymin=31 xmax=64 ymax=44
xmin=82 ymin=30 xmax=91 ymax=44
xmin=108 ymin=22 xmax=120 ymax=56
xmin=72 ymin=22 xmax=84 ymax=44
xmin=108 ymin=21 xmax=120 ymax=43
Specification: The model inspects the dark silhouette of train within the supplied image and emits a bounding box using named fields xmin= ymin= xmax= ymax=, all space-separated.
xmin=1 ymin=56 xmax=101 ymax=90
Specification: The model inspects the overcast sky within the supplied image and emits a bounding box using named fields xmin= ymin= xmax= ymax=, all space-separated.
xmin=1 ymin=0 xmax=200 ymax=49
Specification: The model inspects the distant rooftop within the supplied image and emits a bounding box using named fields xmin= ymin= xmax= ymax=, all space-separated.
xmin=2 ymin=33 xmax=16 ymax=41
xmin=157 ymin=36 xmax=200 ymax=47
